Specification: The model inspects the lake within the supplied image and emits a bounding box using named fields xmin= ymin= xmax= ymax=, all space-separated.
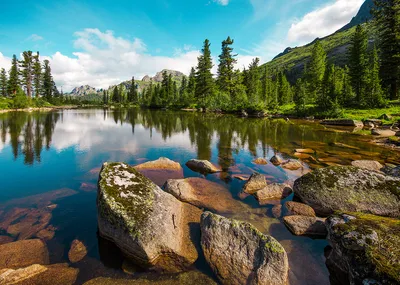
xmin=0 ymin=108 xmax=399 ymax=284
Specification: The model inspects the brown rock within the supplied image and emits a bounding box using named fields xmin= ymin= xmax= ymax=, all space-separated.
xmin=232 ymin=174 xmax=249 ymax=181
xmin=295 ymin=149 xmax=315 ymax=154
xmin=285 ymin=201 xmax=316 ymax=217
xmin=281 ymin=159 xmax=303 ymax=170
xmin=351 ymin=160 xmax=383 ymax=172
xmin=252 ymin=157 xmax=268 ymax=165
xmin=68 ymin=239 xmax=88 ymax=263
xmin=272 ymin=205 xmax=282 ymax=218
xmin=294 ymin=153 xmax=311 ymax=159
xmin=0 ymin=264 xmax=48 ymax=284
xmin=135 ymin=157 xmax=184 ymax=186
xmin=79 ymin=182 xmax=97 ymax=192
xmin=0 ymin=235 xmax=14 ymax=245
xmin=270 ymin=155 xmax=283 ymax=166
xmin=0 ymin=239 xmax=49 ymax=269
xmin=283 ymin=216 xmax=327 ymax=237
xmin=36 ymin=226 xmax=56 ymax=241
xmin=185 ymin=159 xmax=221 ymax=174
xmin=242 ymin=172 xmax=267 ymax=194
xmin=164 ymin=178 xmax=245 ymax=213
xmin=254 ymin=184 xmax=293 ymax=205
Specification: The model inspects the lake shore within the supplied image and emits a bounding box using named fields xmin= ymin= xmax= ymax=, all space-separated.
xmin=0 ymin=105 xmax=79 ymax=114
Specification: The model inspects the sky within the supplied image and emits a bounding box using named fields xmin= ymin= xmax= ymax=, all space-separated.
xmin=0 ymin=0 xmax=364 ymax=92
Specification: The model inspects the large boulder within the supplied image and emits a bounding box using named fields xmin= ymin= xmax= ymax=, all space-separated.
xmin=325 ymin=213 xmax=400 ymax=285
xmin=134 ymin=157 xmax=184 ymax=186
xmin=351 ymin=160 xmax=383 ymax=172
xmin=0 ymin=239 xmax=49 ymax=269
xmin=200 ymin=212 xmax=289 ymax=285
xmin=185 ymin=159 xmax=221 ymax=174
xmin=97 ymin=162 xmax=202 ymax=272
xmin=163 ymin=178 xmax=245 ymax=213
xmin=293 ymin=166 xmax=400 ymax=217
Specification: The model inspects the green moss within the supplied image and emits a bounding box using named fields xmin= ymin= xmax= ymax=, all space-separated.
xmin=333 ymin=212 xmax=400 ymax=282
xmin=98 ymin=162 xmax=155 ymax=236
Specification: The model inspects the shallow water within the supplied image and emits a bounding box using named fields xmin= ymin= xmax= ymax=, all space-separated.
xmin=0 ymin=108 xmax=399 ymax=284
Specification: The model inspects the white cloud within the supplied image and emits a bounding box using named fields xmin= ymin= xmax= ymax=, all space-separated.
xmin=26 ymin=34 xmax=44 ymax=41
xmin=214 ymin=0 xmax=229 ymax=6
xmin=0 ymin=52 xmax=11 ymax=71
xmin=41 ymin=28 xmax=200 ymax=92
xmin=287 ymin=0 xmax=364 ymax=44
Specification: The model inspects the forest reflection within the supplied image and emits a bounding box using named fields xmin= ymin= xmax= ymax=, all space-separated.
xmin=1 ymin=108 xmax=398 ymax=167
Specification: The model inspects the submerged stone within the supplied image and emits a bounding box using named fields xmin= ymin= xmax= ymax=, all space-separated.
xmin=68 ymin=239 xmax=88 ymax=263
xmin=283 ymin=216 xmax=327 ymax=238
xmin=97 ymin=162 xmax=202 ymax=272
xmin=293 ymin=166 xmax=400 ymax=217
xmin=326 ymin=212 xmax=400 ymax=285
xmin=270 ymin=155 xmax=283 ymax=166
xmin=281 ymin=159 xmax=303 ymax=171
xmin=200 ymin=211 xmax=289 ymax=285
xmin=253 ymin=183 xmax=292 ymax=205
xmin=351 ymin=160 xmax=383 ymax=172
xmin=185 ymin=159 xmax=221 ymax=174
xmin=0 ymin=239 xmax=49 ymax=269
xmin=242 ymin=172 xmax=267 ymax=194
xmin=284 ymin=201 xmax=316 ymax=217
xmin=321 ymin=119 xmax=363 ymax=127
xmin=252 ymin=157 xmax=268 ymax=165
xmin=134 ymin=157 xmax=184 ymax=186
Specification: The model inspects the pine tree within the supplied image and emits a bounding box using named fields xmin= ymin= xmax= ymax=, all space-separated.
xmin=8 ymin=55 xmax=19 ymax=96
xmin=245 ymin=58 xmax=260 ymax=106
xmin=340 ymin=66 xmax=354 ymax=106
xmin=0 ymin=68 xmax=7 ymax=97
xmin=294 ymin=78 xmax=307 ymax=114
xmin=187 ymin=67 xmax=196 ymax=103
xmin=366 ymin=45 xmax=385 ymax=107
xmin=19 ymin=51 xmax=34 ymax=98
xmin=307 ymin=41 xmax=326 ymax=102
xmin=128 ymin=77 xmax=138 ymax=104
xmin=195 ymin=39 xmax=215 ymax=108
xmin=112 ymin=86 xmax=120 ymax=103
xmin=277 ymin=71 xmax=291 ymax=106
xmin=180 ymin=75 xmax=188 ymax=105
xmin=348 ymin=25 xmax=368 ymax=105
xmin=261 ymin=66 xmax=272 ymax=106
xmin=374 ymin=0 xmax=400 ymax=99
xmin=217 ymin=36 xmax=237 ymax=98
xmin=42 ymin=60 xmax=53 ymax=100
xmin=33 ymin=52 xmax=41 ymax=98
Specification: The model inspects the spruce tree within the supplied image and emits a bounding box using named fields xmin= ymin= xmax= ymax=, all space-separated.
xmin=217 ymin=36 xmax=237 ymax=98
xmin=195 ymin=39 xmax=215 ymax=108
xmin=245 ymin=58 xmax=260 ymax=106
xmin=33 ymin=52 xmax=41 ymax=98
xmin=0 ymin=68 xmax=7 ymax=97
xmin=42 ymin=60 xmax=53 ymax=100
xmin=8 ymin=55 xmax=19 ymax=96
xmin=374 ymin=0 xmax=400 ymax=99
xmin=180 ymin=75 xmax=188 ymax=105
xmin=366 ymin=46 xmax=385 ymax=107
xmin=348 ymin=25 xmax=368 ymax=105
xmin=294 ymin=79 xmax=307 ymax=114
xmin=307 ymin=41 xmax=326 ymax=102
xmin=112 ymin=86 xmax=120 ymax=103
xmin=261 ymin=66 xmax=272 ymax=106
xmin=277 ymin=71 xmax=291 ymax=106
xmin=187 ymin=67 xmax=196 ymax=103
xmin=128 ymin=77 xmax=138 ymax=104
xmin=20 ymin=51 xmax=34 ymax=98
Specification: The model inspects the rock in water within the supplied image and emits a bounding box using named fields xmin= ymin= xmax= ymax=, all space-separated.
xmin=325 ymin=213 xmax=400 ymax=285
xmin=351 ymin=160 xmax=383 ymax=172
xmin=283 ymin=216 xmax=327 ymax=238
xmin=163 ymin=178 xmax=245 ymax=213
xmin=242 ymin=172 xmax=267 ymax=194
xmin=293 ymin=166 xmax=400 ymax=217
xmin=134 ymin=157 xmax=184 ymax=186
xmin=68 ymin=239 xmax=87 ymax=263
xmin=253 ymin=183 xmax=292 ymax=204
xmin=284 ymin=201 xmax=316 ymax=217
xmin=97 ymin=162 xmax=202 ymax=272
xmin=0 ymin=239 xmax=49 ymax=269
xmin=371 ymin=129 xmax=396 ymax=137
xmin=185 ymin=159 xmax=221 ymax=174
xmin=270 ymin=155 xmax=283 ymax=166
xmin=281 ymin=159 xmax=303 ymax=170
xmin=252 ymin=157 xmax=268 ymax=165
xmin=200 ymin=212 xmax=289 ymax=285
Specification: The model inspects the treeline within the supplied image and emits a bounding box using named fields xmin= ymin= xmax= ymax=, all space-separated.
xmin=0 ymin=51 xmax=63 ymax=108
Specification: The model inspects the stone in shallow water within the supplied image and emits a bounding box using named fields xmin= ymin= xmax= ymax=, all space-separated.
xmin=97 ymin=162 xmax=202 ymax=272
xmin=200 ymin=211 xmax=289 ymax=285
xmin=0 ymin=239 xmax=49 ymax=269
xmin=68 ymin=239 xmax=88 ymax=263
xmin=283 ymin=215 xmax=327 ymax=238
xmin=270 ymin=155 xmax=283 ymax=166
xmin=351 ymin=160 xmax=383 ymax=172
xmin=281 ymin=159 xmax=303 ymax=170
xmin=163 ymin=177 xmax=246 ymax=213
xmin=284 ymin=201 xmax=316 ymax=217
xmin=294 ymin=166 xmax=400 ymax=217
xmin=185 ymin=159 xmax=221 ymax=174
xmin=242 ymin=172 xmax=267 ymax=194
xmin=253 ymin=183 xmax=292 ymax=205
xmin=252 ymin=157 xmax=268 ymax=165
xmin=134 ymin=157 xmax=184 ymax=186
xmin=295 ymin=149 xmax=315 ymax=154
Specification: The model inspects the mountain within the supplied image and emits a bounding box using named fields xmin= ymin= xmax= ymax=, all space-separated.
xmin=70 ymin=85 xmax=97 ymax=96
xmin=141 ymin=69 xmax=185 ymax=83
xmin=264 ymin=0 xmax=375 ymax=84
xmin=338 ymin=0 xmax=374 ymax=32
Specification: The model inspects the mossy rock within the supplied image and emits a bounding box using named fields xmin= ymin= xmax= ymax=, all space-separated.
xmin=293 ymin=166 xmax=400 ymax=217
xmin=326 ymin=212 xmax=400 ymax=284
xmin=200 ymin=211 xmax=288 ymax=285
xmin=97 ymin=162 xmax=202 ymax=272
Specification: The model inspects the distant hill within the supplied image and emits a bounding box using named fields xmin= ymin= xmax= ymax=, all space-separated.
xmin=70 ymin=85 xmax=98 ymax=96
xmin=264 ymin=0 xmax=375 ymax=84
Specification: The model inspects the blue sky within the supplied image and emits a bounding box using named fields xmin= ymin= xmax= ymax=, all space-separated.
xmin=0 ymin=0 xmax=364 ymax=91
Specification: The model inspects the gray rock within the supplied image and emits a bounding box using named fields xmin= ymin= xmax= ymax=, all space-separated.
xmin=97 ymin=162 xmax=202 ymax=272
xmin=283 ymin=215 xmax=327 ymax=238
xmin=325 ymin=213 xmax=399 ymax=285
xmin=200 ymin=212 xmax=289 ymax=285
xmin=385 ymin=166 xmax=400 ymax=178
xmin=293 ymin=166 xmax=400 ymax=217
xmin=351 ymin=160 xmax=383 ymax=172
xmin=185 ymin=159 xmax=221 ymax=174
xmin=321 ymin=119 xmax=364 ymax=127
xmin=371 ymin=129 xmax=396 ymax=137
xmin=242 ymin=172 xmax=267 ymax=194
